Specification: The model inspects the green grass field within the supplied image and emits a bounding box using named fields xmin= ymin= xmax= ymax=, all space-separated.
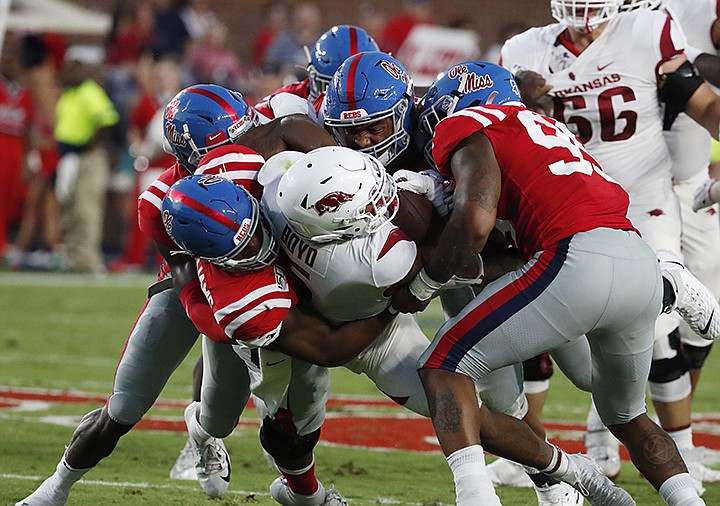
xmin=1 ymin=272 xmax=719 ymax=505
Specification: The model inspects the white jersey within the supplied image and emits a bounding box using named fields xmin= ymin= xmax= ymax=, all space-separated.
xmin=662 ymin=0 xmax=717 ymax=181
xmin=501 ymin=10 xmax=685 ymax=195
xmin=259 ymin=154 xmax=417 ymax=325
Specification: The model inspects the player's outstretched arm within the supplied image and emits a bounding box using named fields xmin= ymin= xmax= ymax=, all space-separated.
xmin=269 ymin=304 xmax=397 ymax=367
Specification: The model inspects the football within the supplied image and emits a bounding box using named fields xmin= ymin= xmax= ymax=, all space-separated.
xmin=393 ymin=190 xmax=434 ymax=242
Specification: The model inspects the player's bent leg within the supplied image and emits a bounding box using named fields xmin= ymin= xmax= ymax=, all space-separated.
xmin=180 ymin=338 xmax=253 ymax=497
xmin=183 ymin=401 xmax=231 ymax=497
xmin=17 ymin=287 xmax=201 ymax=505
xmin=15 ymin=408 xmax=133 ymax=506
xmin=584 ymin=400 xmax=621 ymax=481
xmin=420 ymin=368 xmax=502 ymax=506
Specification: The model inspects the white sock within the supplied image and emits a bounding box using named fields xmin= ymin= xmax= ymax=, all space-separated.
xmin=540 ymin=444 xmax=571 ymax=479
xmin=659 ymin=473 xmax=706 ymax=505
xmin=52 ymin=456 xmax=91 ymax=494
xmin=185 ymin=402 xmax=211 ymax=445
xmin=447 ymin=445 xmax=501 ymax=506
xmin=667 ymin=427 xmax=693 ymax=452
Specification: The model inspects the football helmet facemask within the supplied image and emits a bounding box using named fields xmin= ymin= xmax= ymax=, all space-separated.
xmin=619 ymin=0 xmax=661 ymax=11
xmin=418 ymin=61 xmax=522 ymax=167
xmin=550 ymin=0 xmax=624 ymax=33
xmin=305 ymin=25 xmax=380 ymax=101
xmin=163 ymin=84 xmax=260 ymax=172
xmin=162 ymin=174 xmax=277 ymax=272
xmin=324 ymin=51 xmax=414 ymax=167
xmin=276 ymin=146 xmax=398 ymax=243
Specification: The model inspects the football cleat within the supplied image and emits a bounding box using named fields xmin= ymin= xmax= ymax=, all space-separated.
xmin=169 ymin=437 xmax=198 ymax=480
xmin=270 ymin=476 xmax=348 ymax=506
xmin=682 ymin=447 xmax=720 ymax=484
xmin=487 ymin=458 xmax=534 ymax=488
xmin=565 ymin=454 xmax=635 ymax=506
xmin=535 ymin=481 xmax=584 ymax=506
xmin=184 ymin=403 xmax=231 ymax=497
xmin=584 ymin=428 xmax=621 ymax=481
xmin=658 ymin=250 xmax=720 ymax=341
xmin=15 ymin=476 xmax=69 ymax=506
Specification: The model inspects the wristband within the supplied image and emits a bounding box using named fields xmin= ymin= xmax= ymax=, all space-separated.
xmin=408 ymin=268 xmax=444 ymax=301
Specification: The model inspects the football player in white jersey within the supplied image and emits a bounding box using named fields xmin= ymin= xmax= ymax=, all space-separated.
xmin=162 ymin=172 xmax=404 ymax=506
xmin=500 ymin=0 xmax=720 ymax=488
xmin=626 ymin=0 xmax=720 ymax=484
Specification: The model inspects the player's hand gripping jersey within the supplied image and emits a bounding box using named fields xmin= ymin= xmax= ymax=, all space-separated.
xmin=431 ymin=104 xmax=636 ymax=260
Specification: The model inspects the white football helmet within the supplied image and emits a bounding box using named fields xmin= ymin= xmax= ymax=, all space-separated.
xmin=619 ymin=0 xmax=661 ymax=11
xmin=551 ymin=0 xmax=623 ymax=32
xmin=276 ymin=146 xmax=398 ymax=243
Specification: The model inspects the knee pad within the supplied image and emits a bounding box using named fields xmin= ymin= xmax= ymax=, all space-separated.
xmin=683 ymin=342 xmax=713 ymax=370
xmin=503 ymin=392 xmax=529 ymax=420
xmin=259 ymin=413 xmax=320 ymax=461
xmin=649 ymin=373 xmax=692 ymax=403
xmin=106 ymin=393 xmax=147 ymax=426
xmin=649 ymin=330 xmax=690 ymax=383
xmin=522 ymin=353 xmax=553 ymax=381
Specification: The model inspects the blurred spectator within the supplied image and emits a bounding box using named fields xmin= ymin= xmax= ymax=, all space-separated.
xmin=152 ymin=0 xmax=191 ymax=58
xmin=106 ymin=3 xmax=157 ymax=67
xmin=105 ymin=3 xmax=158 ymax=147
xmin=251 ymin=2 xmax=289 ymax=69
xmin=483 ymin=21 xmax=529 ymax=64
xmin=54 ymin=46 xmax=120 ymax=274
xmin=180 ymin=0 xmax=217 ymax=43
xmin=263 ymin=2 xmax=322 ymax=80
xmin=110 ymin=52 xmax=180 ymax=273
xmin=9 ymin=34 xmax=65 ymax=270
xmin=0 ymin=33 xmax=34 ymax=265
xmin=189 ymin=20 xmax=247 ymax=90
xmin=357 ymin=2 xmax=388 ymax=50
xmin=380 ymin=0 xmax=434 ymax=56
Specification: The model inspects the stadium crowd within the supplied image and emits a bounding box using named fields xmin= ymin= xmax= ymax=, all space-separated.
xmin=0 ymin=0 xmax=482 ymax=274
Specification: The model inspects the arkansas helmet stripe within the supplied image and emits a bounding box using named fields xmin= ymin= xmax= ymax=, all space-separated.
xmin=345 ymin=53 xmax=363 ymax=110
xmin=186 ymin=86 xmax=240 ymax=122
xmin=349 ymin=26 xmax=358 ymax=55
xmin=166 ymin=188 xmax=241 ymax=232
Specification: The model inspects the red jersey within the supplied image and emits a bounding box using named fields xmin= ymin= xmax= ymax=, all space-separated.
xmin=196 ymin=259 xmax=298 ymax=346
xmin=432 ymin=104 xmax=636 ymax=260
xmin=0 ymin=76 xmax=33 ymax=142
xmin=138 ymin=144 xmax=266 ymax=251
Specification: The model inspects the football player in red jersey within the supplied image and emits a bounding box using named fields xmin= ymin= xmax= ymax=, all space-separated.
xmin=0 ymin=34 xmax=34 ymax=262
xmin=392 ymin=61 xmax=714 ymax=506
xmin=501 ymin=0 xmax=720 ymax=488
xmin=15 ymin=84 xmax=336 ymax=506
xmin=162 ymin=172 xmax=399 ymax=505
xmin=169 ymin=145 xmax=640 ymax=506
xmin=254 ymin=24 xmax=380 ymax=120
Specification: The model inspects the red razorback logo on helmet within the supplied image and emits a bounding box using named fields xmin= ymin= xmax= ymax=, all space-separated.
xmin=313 ymin=191 xmax=355 ymax=215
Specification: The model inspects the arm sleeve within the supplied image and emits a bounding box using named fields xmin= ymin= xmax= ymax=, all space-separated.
xmin=178 ymin=279 xmax=230 ymax=344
